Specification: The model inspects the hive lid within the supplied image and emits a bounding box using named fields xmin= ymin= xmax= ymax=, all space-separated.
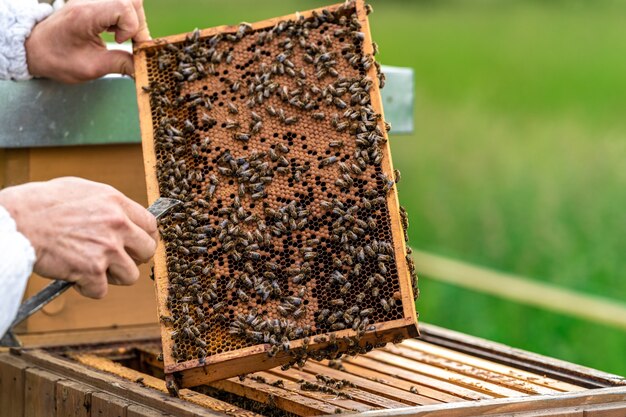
xmin=133 ymin=0 xmax=418 ymax=389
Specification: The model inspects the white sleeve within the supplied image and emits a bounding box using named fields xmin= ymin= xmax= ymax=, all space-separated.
xmin=0 ymin=0 xmax=54 ymax=80
xmin=0 ymin=205 xmax=36 ymax=337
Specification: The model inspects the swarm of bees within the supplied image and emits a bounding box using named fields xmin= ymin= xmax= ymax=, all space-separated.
xmin=140 ymin=0 xmax=417 ymax=372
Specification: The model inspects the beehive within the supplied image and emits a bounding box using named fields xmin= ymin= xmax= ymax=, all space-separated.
xmin=133 ymin=0 xmax=418 ymax=390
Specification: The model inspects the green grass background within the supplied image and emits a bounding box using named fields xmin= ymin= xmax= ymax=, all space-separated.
xmin=142 ymin=0 xmax=626 ymax=375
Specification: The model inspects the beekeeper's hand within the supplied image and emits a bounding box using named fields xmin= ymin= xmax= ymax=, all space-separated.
xmin=25 ymin=0 xmax=150 ymax=83
xmin=0 ymin=177 xmax=158 ymax=298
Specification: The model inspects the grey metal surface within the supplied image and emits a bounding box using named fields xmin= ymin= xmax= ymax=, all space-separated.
xmin=0 ymin=66 xmax=413 ymax=148
xmin=380 ymin=66 xmax=414 ymax=135
xmin=0 ymin=76 xmax=139 ymax=148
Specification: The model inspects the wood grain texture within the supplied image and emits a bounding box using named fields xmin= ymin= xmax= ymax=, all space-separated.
xmin=297 ymin=361 xmax=443 ymax=406
xmin=351 ymin=386 xmax=626 ymax=417
xmin=91 ymin=392 xmax=129 ymax=417
xmin=132 ymin=46 xmax=170 ymax=380
xmin=71 ymin=353 xmax=260 ymax=417
xmin=56 ymin=379 xmax=93 ymax=417
xmin=582 ymin=402 xmax=626 ymax=416
xmin=0 ymin=353 xmax=28 ymax=417
xmin=266 ymin=367 xmax=393 ymax=411
xmin=126 ymin=405 xmax=171 ymax=417
xmin=383 ymin=343 xmax=561 ymax=396
xmin=24 ymin=367 xmax=64 ymax=417
xmin=344 ymin=354 xmax=494 ymax=401
xmin=418 ymin=323 xmax=626 ymax=388
xmin=401 ymin=338 xmax=584 ymax=393
xmin=20 ymin=350 xmax=227 ymax=417
xmin=19 ymin=325 xmax=161 ymax=349
xmin=333 ymin=358 xmax=466 ymax=403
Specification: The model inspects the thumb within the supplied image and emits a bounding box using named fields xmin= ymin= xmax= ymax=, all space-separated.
xmin=96 ymin=49 xmax=135 ymax=77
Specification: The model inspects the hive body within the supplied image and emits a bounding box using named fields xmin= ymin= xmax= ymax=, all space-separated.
xmin=133 ymin=0 xmax=418 ymax=388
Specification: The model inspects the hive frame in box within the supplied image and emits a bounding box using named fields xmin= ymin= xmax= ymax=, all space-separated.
xmin=133 ymin=0 xmax=418 ymax=391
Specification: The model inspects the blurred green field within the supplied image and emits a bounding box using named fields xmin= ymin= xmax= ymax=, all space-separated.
xmin=144 ymin=0 xmax=626 ymax=375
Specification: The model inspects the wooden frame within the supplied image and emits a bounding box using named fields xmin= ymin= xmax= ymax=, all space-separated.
xmin=133 ymin=0 xmax=418 ymax=388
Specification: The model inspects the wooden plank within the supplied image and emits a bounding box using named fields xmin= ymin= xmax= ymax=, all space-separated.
xmin=126 ymin=405 xmax=171 ymax=417
xmin=418 ymin=323 xmax=626 ymax=388
xmin=91 ymin=392 xmax=129 ymax=417
xmin=344 ymin=355 xmax=493 ymax=401
xmin=132 ymin=346 xmax=354 ymax=416
xmin=132 ymin=36 xmax=172 ymax=384
xmin=350 ymin=386 xmax=626 ymax=417
xmin=489 ymin=411 xmax=583 ymax=417
xmin=2 ymin=148 xmax=30 ymax=186
xmin=401 ymin=339 xmax=585 ymax=392
xmin=384 ymin=343 xmax=560 ymax=395
xmin=259 ymin=369 xmax=380 ymax=412
xmin=335 ymin=358 xmax=466 ymax=403
xmin=0 ymin=149 xmax=5 ymax=189
xmin=485 ymin=403 xmax=626 ymax=417
xmin=0 ymin=353 xmax=28 ymax=417
xmin=56 ymin=379 xmax=93 ymax=417
xmin=208 ymin=377 xmax=346 ymax=417
xmin=583 ymin=402 xmax=626 ymax=416
xmin=126 ymin=405 xmax=170 ymax=417
xmin=71 ymin=353 xmax=256 ymax=417
xmin=366 ymin=349 xmax=529 ymax=398
xmin=172 ymin=319 xmax=417 ymax=388
xmin=20 ymin=350 xmax=233 ymax=417
xmin=299 ymin=361 xmax=441 ymax=406
xmin=18 ymin=325 xmax=161 ymax=349
xmin=24 ymin=367 xmax=65 ymax=417
xmin=0 ymin=149 xmax=4 ymax=187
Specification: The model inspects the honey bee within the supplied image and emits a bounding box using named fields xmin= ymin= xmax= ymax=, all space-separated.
xmin=234 ymin=133 xmax=250 ymax=142
xmin=284 ymin=116 xmax=298 ymax=125
xmin=236 ymin=289 xmax=249 ymax=302
xmin=293 ymin=307 xmax=306 ymax=319
xmin=251 ymin=121 xmax=263 ymax=133
xmin=227 ymin=102 xmax=239 ymax=114
xmin=266 ymin=105 xmax=278 ymax=117
xmin=330 ymin=299 xmax=344 ymax=307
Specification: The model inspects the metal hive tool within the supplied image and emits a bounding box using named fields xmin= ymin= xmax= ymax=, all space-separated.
xmin=133 ymin=0 xmax=418 ymax=392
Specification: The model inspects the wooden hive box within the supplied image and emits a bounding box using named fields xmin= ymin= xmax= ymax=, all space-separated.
xmin=133 ymin=0 xmax=419 ymax=389
xmin=1 ymin=324 xmax=625 ymax=416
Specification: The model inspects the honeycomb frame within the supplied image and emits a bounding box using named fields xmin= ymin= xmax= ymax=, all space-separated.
xmin=134 ymin=0 xmax=418 ymax=389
